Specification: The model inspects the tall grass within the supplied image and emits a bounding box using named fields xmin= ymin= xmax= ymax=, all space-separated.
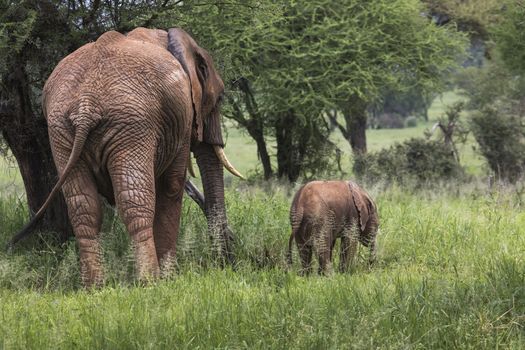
xmin=0 ymin=182 xmax=523 ymax=349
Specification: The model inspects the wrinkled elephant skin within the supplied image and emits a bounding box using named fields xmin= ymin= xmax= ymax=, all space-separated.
xmin=9 ymin=28 xmax=242 ymax=287
xmin=288 ymin=180 xmax=379 ymax=275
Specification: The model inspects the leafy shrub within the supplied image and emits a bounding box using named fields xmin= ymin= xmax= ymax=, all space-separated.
xmin=353 ymin=138 xmax=463 ymax=184
xmin=404 ymin=116 xmax=418 ymax=128
xmin=374 ymin=113 xmax=404 ymax=129
xmin=471 ymin=105 xmax=525 ymax=182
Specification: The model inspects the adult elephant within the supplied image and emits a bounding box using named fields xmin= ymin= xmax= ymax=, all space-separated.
xmin=7 ymin=27 xmax=243 ymax=287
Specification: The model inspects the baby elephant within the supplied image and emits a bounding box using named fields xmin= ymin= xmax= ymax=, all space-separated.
xmin=287 ymin=180 xmax=379 ymax=275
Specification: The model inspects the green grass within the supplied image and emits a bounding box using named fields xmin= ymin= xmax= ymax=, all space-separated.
xmin=0 ymin=184 xmax=524 ymax=349
xmin=0 ymin=91 xmax=520 ymax=349
xmin=0 ymin=156 xmax=23 ymax=195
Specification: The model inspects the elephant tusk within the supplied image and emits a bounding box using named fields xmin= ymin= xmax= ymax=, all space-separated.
xmin=213 ymin=145 xmax=246 ymax=180
xmin=187 ymin=156 xmax=196 ymax=177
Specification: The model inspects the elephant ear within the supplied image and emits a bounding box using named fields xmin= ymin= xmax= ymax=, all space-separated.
xmin=167 ymin=28 xmax=208 ymax=142
xmin=349 ymin=182 xmax=370 ymax=232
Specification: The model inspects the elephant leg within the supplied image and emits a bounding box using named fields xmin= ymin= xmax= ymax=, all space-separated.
xmin=153 ymin=159 xmax=187 ymax=269
xmin=315 ymin=225 xmax=333 ymax=276
xmin=317 ymin=239 xmax=334 ymax=276
xmin=368 ymin=237 xmax=377 ymax=266
xmin=61 ymin=164 xmax=103 ymax=287
xmin=340 ymin=226 xmax=359 ymax=273
xmin=296 ymin=235 xmax=313 ymax=276
xmin=330 ymin=239 xmax=336 ymax=261
xmin=109 ymin=150 xmax=159 ymax=281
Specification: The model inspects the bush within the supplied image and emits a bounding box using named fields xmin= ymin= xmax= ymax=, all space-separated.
xmin=404 ymin=116 xmax=418 ymax=128
xmin=353 ymin=138 xmax=463 ymax=184
xmin=471 ymin=105 xmax=525 ymax=182
xmin=374 ymin=113 xmax=405 ymax=129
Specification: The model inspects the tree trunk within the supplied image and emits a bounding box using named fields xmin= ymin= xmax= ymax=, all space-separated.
xmin=1 ymin=64 xmax=72 ymax=241
xmin=229 ymin=78 xmax=273 ymax=180
xmin=2 ymin=121 xmax=72 ymax=241
xmin=343 ymin=102 xmax=368 ymax=155
xmin=246 ymin=122 xmax=272 ymax=180
xmin=422 ymin=95 xmax=430 ymax=122
xmin=276 ymin=112 xmax=301 ymax=182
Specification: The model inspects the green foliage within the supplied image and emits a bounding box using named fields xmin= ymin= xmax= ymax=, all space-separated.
xmin=456 ymin=50 xmax=525 ymax=182
xmin=404 ymin=116 xmax=418 ymax=128
xmin=0 ymin=185 xmax=524 ymax=348
xmin=471 ymin=105 xmax=525 ymax=182
xmin=423 ymin=0 xmax=502 ymax=38
xmin=492 ymin=1 xmax=525 ymax=75
xmin=0 ymin=0 xmax=468 ymax=182
xmin=354 ymin=137 xmax=463 ymax=184
xmin=267 ymin=0 xmax=467 ymax=107
xmin=213 ymin=0 xmax=467 ymax=175
xmin=373 ymin=113 xmax=405 ymax=129
xmin=0 ymin=1 xmax=36 ymax=73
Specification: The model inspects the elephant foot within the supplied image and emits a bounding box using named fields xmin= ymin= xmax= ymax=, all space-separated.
xmin=299 ymin=267 xmax=313 ymax=276
xmin=318 ymin=263 xmax=334 ymax=276
xmin=368 ymin=243 xmax=377 ymax=268
xmin=133 ymin=230 xmax=160 ymax=281
xmin=80 ymin=263 xmax=104 ymax=288
xmin=213 ymin=224 xmax=236 ymax=268
xmin=78 ymin=238 xmax=104 ymax=288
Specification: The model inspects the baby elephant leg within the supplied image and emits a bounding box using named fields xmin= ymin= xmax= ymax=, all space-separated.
xmin=315 ymin=223 xmax=334 ymax=276
xmin=297 ymin=240 xmax=313 ymax=276
xmin=340 ymin=225 xmax=358 ymax=273
xmin=368 ymin=234 xmax=377 ymax=266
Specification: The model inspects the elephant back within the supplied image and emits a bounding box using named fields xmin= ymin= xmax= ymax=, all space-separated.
xmin=126 ymin=28 xmax=168 ymax=49
xmin=95 ymin=31 xmax=125 ymax=50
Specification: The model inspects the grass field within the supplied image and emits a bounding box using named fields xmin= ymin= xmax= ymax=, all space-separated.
xmin=0 ymin=184 xmax=524 ymax=348
xmin=0 ymin=92 xmax=523 ymax=349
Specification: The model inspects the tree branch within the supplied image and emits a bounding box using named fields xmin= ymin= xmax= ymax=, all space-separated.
xmin=327 ymin=110 xmax=349 ymax=139
xmin=83 ymin=0 xmax=101 ymax=27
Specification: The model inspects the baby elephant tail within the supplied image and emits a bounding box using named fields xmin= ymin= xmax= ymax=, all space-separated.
xmin=286 ymin=231 xmax=295 ymax=267
xmin=287 ymin=185 xmax=305 ymax=269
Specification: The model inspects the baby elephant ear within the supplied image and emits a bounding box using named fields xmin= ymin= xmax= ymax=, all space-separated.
xmin=349 ymin=182 xmax=369 ymax=232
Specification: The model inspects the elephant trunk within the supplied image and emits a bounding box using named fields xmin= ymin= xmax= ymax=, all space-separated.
xmin=193 ymin=142 xmax=235 ymax=265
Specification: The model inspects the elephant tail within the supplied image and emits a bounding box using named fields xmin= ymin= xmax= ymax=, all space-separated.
xmin=286 ymin=230 xmax=295 ymax=267
xmin=6 ymin=123 xmax=92 ymax=250
xmin=287 ymin=184 xmax=305 ymax=268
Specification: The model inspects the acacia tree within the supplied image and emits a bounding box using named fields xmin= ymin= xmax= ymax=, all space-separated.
xmin=196 ymin=0 xmax=468 ymax=183
xmin=0 ymin=0 xmax=82 ymax=239
xmin=492 ymin=0 xmax=525 ymax=75
xmin=315 ymin=0 xmax=467 ymax=154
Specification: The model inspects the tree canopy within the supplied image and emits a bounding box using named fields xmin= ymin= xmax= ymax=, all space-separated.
xmin=206 ymin=0 xmax=467 ymax=180
xmin=492 ymin=1 xmax=525 ymax=75
xmin=1 ymin=0 xmax=469 ymax=196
